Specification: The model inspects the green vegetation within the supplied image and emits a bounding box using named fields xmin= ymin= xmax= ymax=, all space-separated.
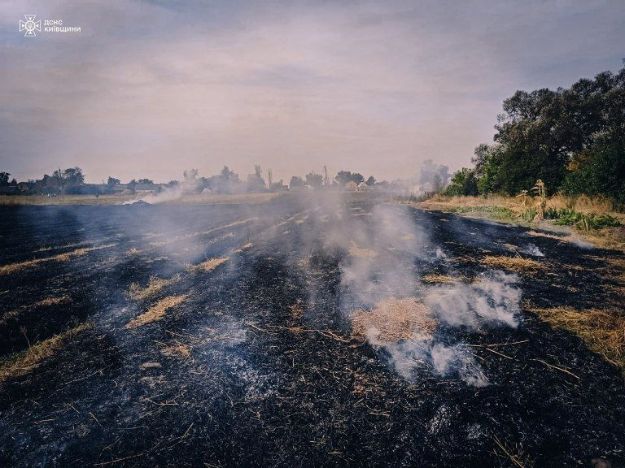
xmin=544 ymin=208 xmax=621 ymax=231
xmin=446 ymin=64 xmax=625 ymax=206
xmin=456 ymin=205 xmax=622 ymax=230
xmin=444 ymin=168 xmax=478 ymax=196
xmin=449 ymin=205 xmax=517 ymax=222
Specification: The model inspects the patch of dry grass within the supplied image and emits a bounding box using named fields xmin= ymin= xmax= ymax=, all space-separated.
xmin=34 ymin=241 xmax=88 ymax=253
xmin=420 ymin=193 xmax=620 ymax=217
xmin=351 ymin=298 xmax=436 ymax=344
xmin=481 ymin=255 xmax=544 ymax=272
xmin=529 ymin=306 xmax=625 ymax=371
xmin=160 ymin=342 xmax=192 ymax=359
xmin=0 ymin=258 xmax=43 ymax=275
xmin=189 ymin=257 xmax=229 ymax=272
xmin=232 ymin=242 xmax=253 ymax=253
xmin=0 ymin=322 xmax=92 ymax=383
xmin=580 ymin=226 xmax=625 ymax=251
xmin=421 ymin=273 xmax=458 ymax=284
xmin=606 ymin=257 xmax=625 ymax=279
xmin=128 ymin=275 xmax=180 ymax=301
xmin=126 ymin=295 xmax=188 ymax=329
xmin=418 ymin=194 xmax=524 ymax=214
xmin=55 ymin=247 xmax=92 ymax=262
xmin=527 ymin=228 xmax=623 ymax=250
xmin=547 ymin=194 xmax=615 ymax=214
xmin=35 ymin=295 xmax=71 ymax=307
xmin=0 ymin=244 xmax=116 ymax=275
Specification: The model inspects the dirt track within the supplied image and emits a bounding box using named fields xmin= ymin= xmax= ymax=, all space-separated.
xmin=1 ymin=193 xmax=624 ymax=466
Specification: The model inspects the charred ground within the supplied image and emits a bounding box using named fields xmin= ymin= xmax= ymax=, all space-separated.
xmin=0 ymin=193 xmax=624 ymax=466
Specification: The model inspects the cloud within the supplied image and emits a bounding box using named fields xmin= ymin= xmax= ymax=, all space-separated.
xmin=1 ymin=0 xmax=624 ymax=182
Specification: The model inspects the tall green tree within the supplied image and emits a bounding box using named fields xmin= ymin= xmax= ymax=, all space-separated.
xmin=444 ymin=168 xmax=478 ymax=196
xmin=467 ymin=65 xmax=625 ymax=199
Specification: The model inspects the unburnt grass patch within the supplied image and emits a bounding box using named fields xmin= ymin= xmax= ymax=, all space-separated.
xmin=125 ymin=294 xmax=189 ymax=329
xmin=421 ymin=273 xmax=459 ymax=284
xmin=0 ymin=244 xmax=116 ymax=275
xmin=529 ymin=306 xmax=625 ymax=372
xmin=605 ymin=257 xmax=625 ymax=278
xmin=189 ymin=256 xmax=229 ymax=273
xmin=128 ymin=275 xmax=180 ymax=301
xmin=481 ymin=255 xmax=545 ymax=273
xmin=0 ymin=322 xmax=92 ymax=383
xmin=160 ymin=342 xmax=192 ymax=359
xmin=351 ymin=297 xmax=436 ymax=344
xmin=232 ymin=242 xmax=254 ymax=254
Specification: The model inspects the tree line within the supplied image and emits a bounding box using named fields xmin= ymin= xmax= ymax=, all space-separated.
xmin=445 ymin=64 xmax=625 ymax=206
xmin=0 ymin=165 xmax=381 ymax=195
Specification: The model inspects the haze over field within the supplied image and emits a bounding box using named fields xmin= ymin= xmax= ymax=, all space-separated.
xmin=1 ymin=0 xmax=625 ymax=182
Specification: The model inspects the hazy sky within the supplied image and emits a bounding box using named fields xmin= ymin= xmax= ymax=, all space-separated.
xmin=1 ymin=0 xmax=624 ymax=183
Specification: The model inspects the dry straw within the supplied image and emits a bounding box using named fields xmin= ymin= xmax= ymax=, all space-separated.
xmin=126 ymin=295 xmax=188 ymax=329
xmin=351 ymin=298 xmax=436 ymax=344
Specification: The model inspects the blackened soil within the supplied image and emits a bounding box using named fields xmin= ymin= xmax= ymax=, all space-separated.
xmin=0 ymin=194 xmax=624 ymax=467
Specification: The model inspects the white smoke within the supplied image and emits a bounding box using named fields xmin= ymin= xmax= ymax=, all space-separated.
xmin=123 ymin=170 xmax=201 ymax=205
xmin=365 ymin=272 xmax=520 ymax=387
xmin=430 ymin=344 xmax=488 ymax=387
xmin=318 ymin=198 xmax=523 ymax=387
xmin=338 ymin=204 xmax=428 ymax=307
xmin=522 ymin=243 xmax=544 ymax=257
xmin=128 ymin=185 xmax=184 ymax=205
xmin=424 ymin=272 xmax=520 ymax=329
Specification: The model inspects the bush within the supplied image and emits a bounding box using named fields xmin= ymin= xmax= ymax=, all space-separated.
xmin=521 ymin=207 xmax=538 ymax=222
xmin=545 ymin=208 xmax=621 ymax=230
xmin=562 ymin=138 xmax=625 ymax=206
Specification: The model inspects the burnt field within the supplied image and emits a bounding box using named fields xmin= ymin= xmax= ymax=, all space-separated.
xmin=0 ymin=193 xmax=624 ymax=467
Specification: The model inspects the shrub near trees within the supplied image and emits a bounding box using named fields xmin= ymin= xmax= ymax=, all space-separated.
xmin=447 ymin=65 xmax=625 ymax=205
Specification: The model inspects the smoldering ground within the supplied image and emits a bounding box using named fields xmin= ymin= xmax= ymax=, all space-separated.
xmin=285 ymin=192 xmax=522 ymax=386
xmin=0 ymin=192 xmax=624 ymax=466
